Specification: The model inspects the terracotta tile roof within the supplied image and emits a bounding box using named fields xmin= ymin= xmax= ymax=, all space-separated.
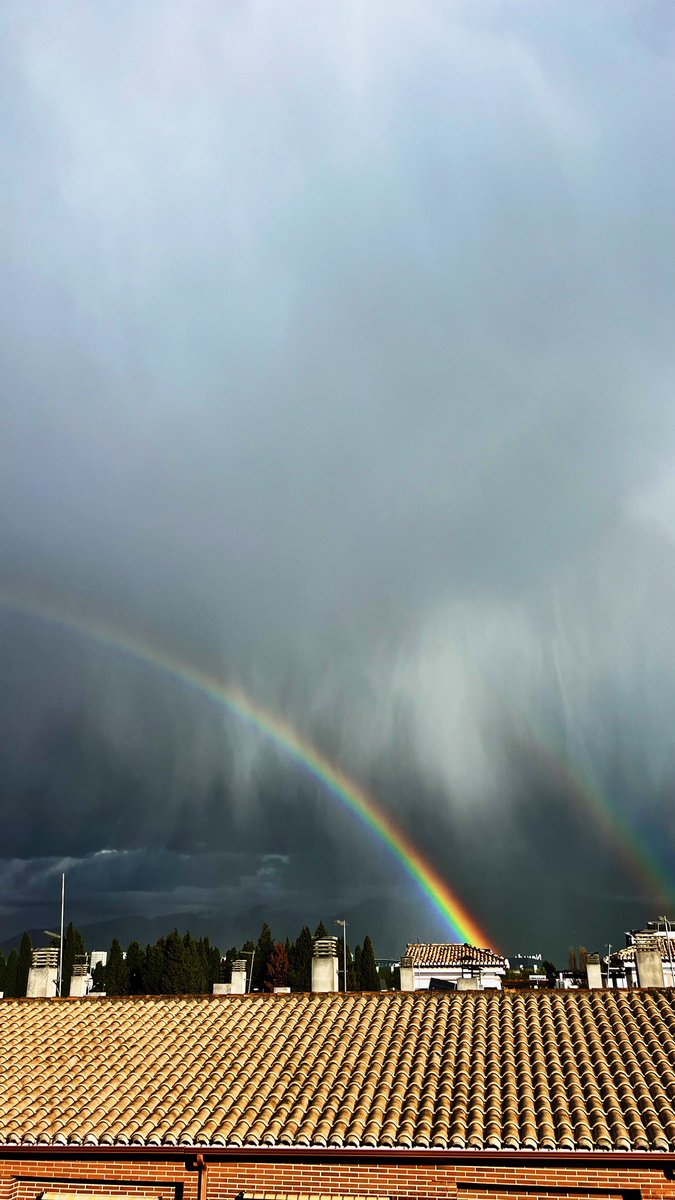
xmin=1 ymin=990 xmax=675 ymax=1151
xmin=612 ymin=938 xmax=675 ymax=962
xmin=404 ymin=942 xmax=507 ymax=968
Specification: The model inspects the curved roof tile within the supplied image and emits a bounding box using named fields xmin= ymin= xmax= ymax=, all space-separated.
xmin=1 ymin=991 xmax=675 ymax=1150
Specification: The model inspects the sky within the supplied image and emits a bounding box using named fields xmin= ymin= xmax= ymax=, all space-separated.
xmin=2 ymin=0 xmax=675 ymax=961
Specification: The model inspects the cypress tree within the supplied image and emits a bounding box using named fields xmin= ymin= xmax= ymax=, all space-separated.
xmin=91 ymin=961 xmax=106 ymax=992
xmin=161 ymin=929 xmax=195 ymax=994
xmin=106 ymin=938 xmax=128 ymax=995
xmin=16 ymin=932 xmax=33 ymax=997
xmin=142 ymin=942 xmax=164 ymax=994
xmin=353 ymin=944 xmax=363 ymax=990
xmin=313 ymin=921 xmax=329 ymax=939
xmin=289 ymin=926 xmax=313 ymax=991
xmin=360 ymin=935 xmax=380 ymax=991
xmin=0 ymin=950 xmax=6 ymax=996
xmin=252 ymin=923 xmax=274 ymax=991
xmin=4 ymin=950 xmax=18 ymax=997
xmin=346 ymin=943 xmax=358 ymax=990
xmin=125 ymin=941 xmax=144 ymax=994
xmin=206 ymin=942 xmax=222 ymax=990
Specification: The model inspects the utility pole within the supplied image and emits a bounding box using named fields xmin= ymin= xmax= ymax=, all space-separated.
xmin=658 ymin=916 xmax=674 ymax=987
xmin=58 ymin=873 xmax=65 ymax=997
xmin=336 ymin=919 xmax=347 ymax=992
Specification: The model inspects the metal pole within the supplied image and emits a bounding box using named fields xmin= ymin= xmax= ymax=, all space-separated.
xmin=659 ymin=915 xmax=674 ymax=987
xmin=58 ymin=872 xmax=65 ymax=997
xmin=335 ymin=919 xmax=347 ymax=991
xmin=247 ymin=949 xmax=255 ymax=993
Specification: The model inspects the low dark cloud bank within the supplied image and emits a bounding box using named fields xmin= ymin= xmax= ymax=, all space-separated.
xmin=2 ymin=2 xmax=675 ymax=958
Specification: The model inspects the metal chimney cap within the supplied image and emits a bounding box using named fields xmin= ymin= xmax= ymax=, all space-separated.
xmin=313 ymin=936 xmax=339 ymax=957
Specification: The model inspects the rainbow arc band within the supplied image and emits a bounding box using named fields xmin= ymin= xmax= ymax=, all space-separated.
xmin=0 ymin=591 xmax=495 ymax=950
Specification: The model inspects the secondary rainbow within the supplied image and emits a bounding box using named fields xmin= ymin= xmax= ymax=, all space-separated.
xmin=0 ymin=590 xmax=495 ymax=949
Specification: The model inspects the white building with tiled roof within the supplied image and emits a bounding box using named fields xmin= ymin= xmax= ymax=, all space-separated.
xmin=400 ymin=941 xmax=509 ymax=990
xmin=607 ymin=922 xmax=675 ymax=988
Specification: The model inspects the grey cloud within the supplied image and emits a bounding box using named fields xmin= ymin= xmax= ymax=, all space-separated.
xmin=1 ymin=2 xmax=675 ymax=957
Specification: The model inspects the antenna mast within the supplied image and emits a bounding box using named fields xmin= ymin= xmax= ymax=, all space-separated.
xmin=58 ymin=872 xmax=65 ymax=996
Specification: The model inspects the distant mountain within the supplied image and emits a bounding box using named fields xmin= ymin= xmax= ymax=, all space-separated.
xmin=0 ymin=897 xmax=413 ymax=958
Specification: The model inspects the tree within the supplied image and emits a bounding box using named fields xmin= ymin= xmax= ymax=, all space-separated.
xmin=125 ymin=941 xmax=145 ymax=994
xmin=266 ymin=942 xmax=290 ymax=991
xmin=289 ymin=926 xmax=313 ymax=991
xmin=142 ymin=942 xmax=164 ymax=994
xmin=353 ymin=944 xmax=363 ymax=990
xmin=345 ymin=943 xmax=358 ymax=990
xmin=542 ymin=959 xmax=558 ymax=984
xmin=195 ymin=937 xmax=221 ymax=993
xmin=16 ymin=932 xmax=33 ymax=997
xmin=0 ymin=950 xmax=6 ymax=996
xmin=106 ymin=938 xmax=128 ymax=996
xmin=161 ymin=929 xmax=197 ymax=994
xmin=91 ymin=961 xmax=106 ymax=992
xmin=379 ymin=964 xmax=399 ymax=990
xmin=252 ymin=923 xmax=274 ymax=992
xmin=4 ymin=950 xmax=18 ymax=997
xmin=313 ymin=921 xmax=329 ymax=939
xmin=359 ymin=936 xmax=380 ymax=991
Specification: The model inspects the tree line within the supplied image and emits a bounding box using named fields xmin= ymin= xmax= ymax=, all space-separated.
xmin=1 ymin=920 xmax=387 ymax=996
xmin=0 ymin=923 xmax=93 ymax=998
xmin=101 ymin=921 xmax=384 ymax=995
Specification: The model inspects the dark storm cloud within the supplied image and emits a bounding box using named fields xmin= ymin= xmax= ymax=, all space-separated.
xmin=1 ymin=1 xmax=675 ymax=957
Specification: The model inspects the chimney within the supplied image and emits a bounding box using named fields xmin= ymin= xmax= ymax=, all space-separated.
xmin=69 ymin=953 xmax=90 ymax=997
xmin=27 ymin=947 xmax=59 ymax=998
xmin=399 ymin=955 xmax=415 ymax=992
xmin=636 ymin=947 xmax=665 ymax=988
xmin=456 ymin=977 xmax=480 ymax=991
xmin=586 ymin=953 xmax=602 ymax=989
xmin=311 ymin=936 xmax=339 ymax=993
xmin=230 ymin=959 xmax=248 ymax=994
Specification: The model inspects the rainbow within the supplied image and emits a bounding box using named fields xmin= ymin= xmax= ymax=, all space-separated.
xmin=525 ymin=734 xmax=675 ymax=910
xmin=0 ymin=590 xmax=495 ymax=949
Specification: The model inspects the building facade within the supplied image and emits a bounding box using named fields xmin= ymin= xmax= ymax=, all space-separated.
xmin=400 ymin=942 xmax=508 ymax=989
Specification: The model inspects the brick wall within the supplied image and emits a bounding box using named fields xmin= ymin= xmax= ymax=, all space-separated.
xmin=1 ymin=1152 xmax=675 ymax=1200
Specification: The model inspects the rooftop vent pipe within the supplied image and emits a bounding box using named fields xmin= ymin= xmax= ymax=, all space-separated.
xmin=311 ymin=936 xmax=339 ymax=993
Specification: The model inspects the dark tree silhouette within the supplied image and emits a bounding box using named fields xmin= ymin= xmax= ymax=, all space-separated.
xmin=106 ymin=938 xmax=128 ymax=995
xmin=289 ymin=926 xmax=313 ymax=991
xmin=266 ymin=942 xmax=290 ymax=991
xmin=252 ymin=923 xmax=274 ymax=991
xmin=16 ymin=932 xmax=33 ymax=997
xmin=360 ymin=936 xmax=380 ymax=991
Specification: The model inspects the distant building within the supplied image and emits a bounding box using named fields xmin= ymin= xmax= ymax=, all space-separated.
xmin=400 ymin=941 xmax=509 ymax=990
xmin=606 ymin=921 xmax=675 ymax=988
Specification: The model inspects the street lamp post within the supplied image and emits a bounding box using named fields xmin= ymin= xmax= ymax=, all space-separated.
xmin=658 ymin=915 xmax=674 ymax=987
xmin=335 ymin=920 xmax=347 ymax=992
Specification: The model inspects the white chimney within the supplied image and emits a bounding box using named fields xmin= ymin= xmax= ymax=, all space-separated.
xmin=27 ymin=947 xmax=59 ymax=998
xmin=399 ymin=955 xmax=415 ymax=991
xmin=312 ymin=937 xmax=339 ymax=993
xmin=230 ymin=959 xmax=248 ymax=994
xmin=586 ymin=953 xmax=602 ymax=989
